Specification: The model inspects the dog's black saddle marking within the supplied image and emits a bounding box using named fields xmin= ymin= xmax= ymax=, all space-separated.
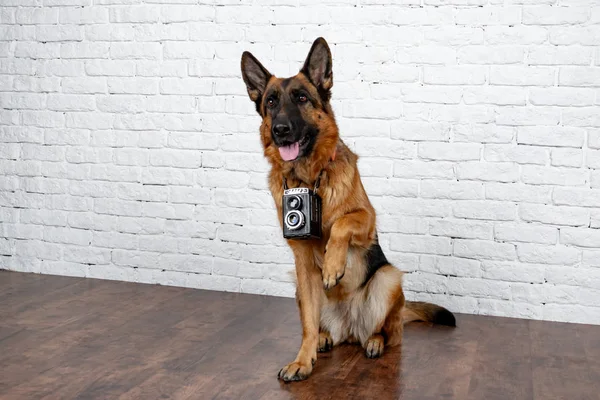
xmin=362 ymin=234 xmax=388 ymax=287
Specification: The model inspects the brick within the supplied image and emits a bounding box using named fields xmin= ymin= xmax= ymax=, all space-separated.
xmin=456 ymin=162 xmax=519 ymax=182
xmin=553 ymin=187 xmax=600 ymax=207
xmin=423 ymin=66 xmax=487 ymax=85
xmin=396 ymin=46 xmax=456 ymax=65
xmin=528 ymin=46 xmax=592 ymax=66
xmin=496 ymin=107 xmax=561 ymax=126
xmin=59 ymin=6 xmax=109 ymax=24
xmin=550 ymin=148 xmax=583 ymax=167
xmin=398 ymin=85 xmax=462 ymax=104
xmin=521 ymin=166 xmax=588 ymax=186
xmin=86 ymin=60 xmax=136 ymax=76
xmin=163 ymin=42 xmax=216 ymax=59
xmin=110 ymin=43 xmax=161 ymax=60
xmin=109 ymin=6 xmax=159 ymax=23
xmin=481 ymin=261 xmax=546 ymax=283
xmin=454 ymin=239 xmax=517 ymax=261
xmin=490 ymin=66 xmax=555 ymax=86
xmin=550 ymin=26 xmax=600 ymax=46
xmin=453 ymin=200 xmax=517 ymax=221
xmin=587 ymin=149 xmax=600 ymax=169
xmin=141 ymin=167 xmax=193 ymax=186
xmin=562 ymin=108 xmax=600 ymax=127
xmin=520 ymin=204 xmax=590 ymax=226
xmin=560 ymin=228 xmax=600 ymax=248
xmin=85 ymin=24 xmax=135 ymax=41
xmin=389 ymin=234 xmax=452 ymax=255
xmin=0 ymin=93 xmax=45 ymax=110
xmin=517 ymin=243 xmax=580 ymax=265
xmin=61 ymin=43 xmax=109 ymax=59
xmin=43 ymin=60 xmax=85 ymax=77
xmin=15 ymin=42 xmax=60 ymax=59
xmin=421 ymin=180 xmax=484 ymax=200
xmin=161 ymin=5 xmax=214 ymax=22
xmin=378 ymin=216 xmax=428 ymax=234
xmin=15 ymin=240 xmax=62 ymax=261
xmin=67 ymin=212 xmax=116 ymax=232
xmin=530 ymin=88 xmax=595 ymax=107
xmin=342 ymin=100 xmax=402 ymax=119
xmin=391 ymin=121 xmax=451 ymax=142
xmin=374 ymin=198 xmax=451 ymax=218
xmin=47 ymin=95 xmax=95 ymax=112
xmin=36 ymin=25 xmax=83 ymax=42
xmin=423 ymin=27 xmax=484 ymax=46
xmin=455 ymin=6 xmax=521 ymax=25
xmin=64 ymin=246 xmax=111 ymax=265
xmin=15 ymin=76 xmax=61 ymax=93
xmin=522 ymin=6 xmax=588 ymax=25
xmin=589 ymin=129 xmax=600 ymax=149
xmin=463 ymin=87 xmax=526 ymax=106
xmin=517 ymin=126 xmax=584 ymax=147
xmin=62 ymin=77 xmax=107 ymax=94
xmin=454 ymin=124 xmax=514 ymax=144
xmin=357 ymin=158 xmax=393 ymax=177
xmin=458 ymin=46 xmax=524 ymax=65
xmin=429 ymin=219 xmax=492 ymax=240
xmin=559 ymin=67 xmax=600 ymax=87
xmin=484 ymin=144 xmax=549 ymax=165
xmin=159 ymin=78 xmax=212 ymax=95
xmin=0 ymin=26 xmax=36 ymax=41
xmin=393 ymin=160 xmax=455 ymax=179
xmin=16 ymin=8 xmax=59 ymax=24
xmin=592 ymin=171 xmax=600 ymax=189
xmin=96 ymin=95 xmax=145 ymax=113
xmin=485 ymin=26 xmax=548 ymax=45
xmin=418 ymin=143 xmax=481 ymax=161
xmin=495 ymin=223 xmax=557 ymax=244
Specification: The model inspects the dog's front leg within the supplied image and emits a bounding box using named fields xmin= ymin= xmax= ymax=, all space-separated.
xmin=278 ymin=242 xmax=322 ymax=382
xmin=322 ymin=209 xmax=374 ymax=289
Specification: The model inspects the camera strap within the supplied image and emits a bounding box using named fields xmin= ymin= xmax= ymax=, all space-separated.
xmin=282 ymin=147 xmax=337 ymax=194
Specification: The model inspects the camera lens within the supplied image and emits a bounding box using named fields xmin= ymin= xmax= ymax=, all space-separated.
xmin=286 ymin=195 xmax=302 ymax=210
xmin=285 ymin=210 xmax=304 ymax=231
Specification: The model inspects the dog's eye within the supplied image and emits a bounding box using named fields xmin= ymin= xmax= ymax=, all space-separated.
xmin=298 ymin=94 xmax=308 ymax=103
xmin=266 ymin=98 xmax=276 ymax=108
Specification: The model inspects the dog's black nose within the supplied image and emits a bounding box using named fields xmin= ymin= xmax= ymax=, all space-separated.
xmin=272 ymin=124 xmax=291 ymax=137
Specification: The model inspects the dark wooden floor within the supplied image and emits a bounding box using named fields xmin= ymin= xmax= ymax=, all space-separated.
xmin=1 ymin=271 xmax=599 ymax=400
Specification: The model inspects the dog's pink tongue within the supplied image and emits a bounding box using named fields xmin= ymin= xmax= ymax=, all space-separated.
xmin=279 ymin=142 xmax=300 ymax=161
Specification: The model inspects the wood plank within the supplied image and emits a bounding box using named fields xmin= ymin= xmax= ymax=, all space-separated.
xmin=466 ymin=316 xmax=533 ymax=400
xmin=530 ymin=319 xmax=598 ymax=400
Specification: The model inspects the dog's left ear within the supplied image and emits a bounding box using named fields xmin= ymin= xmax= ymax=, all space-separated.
xmin=301 ymin=37 xmax=333 ymax=97
xmin=241 ymin=51 xmax=272 ymax=104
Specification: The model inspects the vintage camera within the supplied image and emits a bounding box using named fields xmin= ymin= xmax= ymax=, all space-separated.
xmin=282 ymin=188 xmax=322 ymax=240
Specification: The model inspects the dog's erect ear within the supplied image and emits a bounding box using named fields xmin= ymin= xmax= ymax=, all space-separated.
xmin=241 ymin=51 xmax=272 ymax=105
xmin=301 ymin=37 xmax=333 ymax=96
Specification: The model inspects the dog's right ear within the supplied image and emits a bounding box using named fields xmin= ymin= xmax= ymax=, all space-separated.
xmin=241 ymin=51 xmax=272 ymax=111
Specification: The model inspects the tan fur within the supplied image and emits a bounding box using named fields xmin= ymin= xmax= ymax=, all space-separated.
xmin=241 ymin=38 xmax=454 ymax=382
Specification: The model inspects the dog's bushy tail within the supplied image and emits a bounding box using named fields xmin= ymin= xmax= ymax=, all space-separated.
xmin=403 ymin=301 xmax=456 ymax=327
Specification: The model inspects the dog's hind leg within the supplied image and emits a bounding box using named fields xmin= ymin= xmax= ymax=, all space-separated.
xmin=382 ymin=286 xmax=405 ymax=347
xmin=360 ymin=264 xmax=405 ymax=350
xmin=318 ymin=329 xmax=333 ymax=353
xmin=364 ymin=333 xmax=385 ymax=358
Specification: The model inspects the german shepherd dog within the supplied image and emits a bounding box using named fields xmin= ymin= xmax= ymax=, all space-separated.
xmin=240 ymin=38 xmax=456 ymax=382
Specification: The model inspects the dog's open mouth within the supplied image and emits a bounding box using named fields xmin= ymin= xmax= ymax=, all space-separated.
xmin=278 ymin=135 xmax=309 ymax=161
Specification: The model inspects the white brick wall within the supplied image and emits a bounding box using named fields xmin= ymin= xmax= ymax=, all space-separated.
xmin=1 ymin=0 xmax=600 ymax=325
